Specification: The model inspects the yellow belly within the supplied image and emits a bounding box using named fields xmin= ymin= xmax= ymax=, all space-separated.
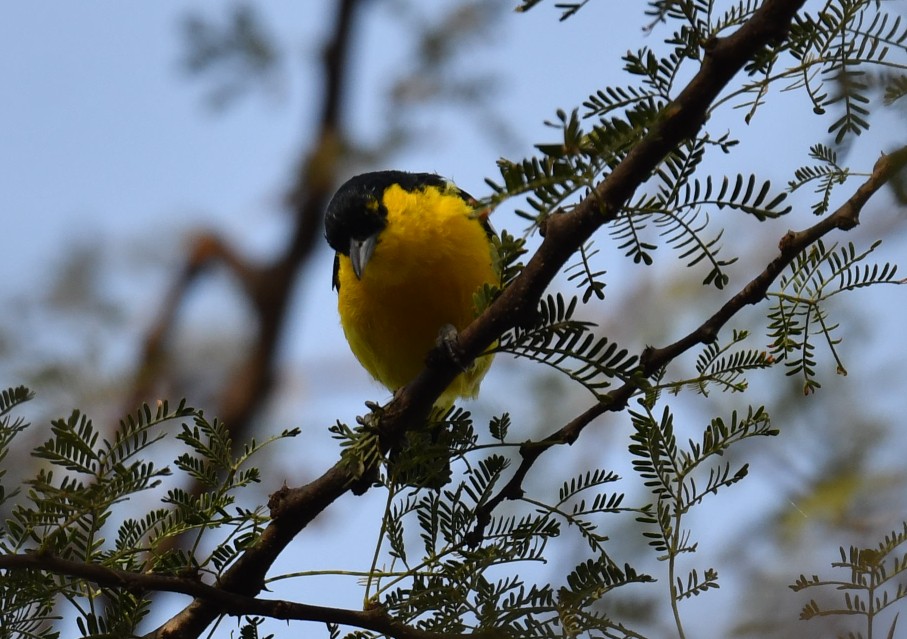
xmin=336 ymin=184 xmax=497 ymax=405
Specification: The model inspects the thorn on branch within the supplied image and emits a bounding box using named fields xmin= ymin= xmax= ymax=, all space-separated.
xmin=699 ymin=325 xmax=719 ymax=344
xmin=778 ymin=230 xmax=799 ymax=253
xmin=267 ymin=483 xmax=291 ymax=518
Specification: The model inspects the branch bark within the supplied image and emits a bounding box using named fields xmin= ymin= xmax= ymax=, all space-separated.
xmin=0 ymin=553 xmax=500 ymax=639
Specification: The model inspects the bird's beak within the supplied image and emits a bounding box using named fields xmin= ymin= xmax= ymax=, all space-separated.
xmin=350 ymin=233 xmax=378 ymax=280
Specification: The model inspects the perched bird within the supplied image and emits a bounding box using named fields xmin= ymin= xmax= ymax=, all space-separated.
xmin=325 ymin=170 xmax=499 ymax=408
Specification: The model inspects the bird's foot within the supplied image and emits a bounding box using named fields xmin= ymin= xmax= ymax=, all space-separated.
xmin=356 ymin=400 xmax=384 ymax=429
xmin=434 ymin=323 xmax=471 ymax=372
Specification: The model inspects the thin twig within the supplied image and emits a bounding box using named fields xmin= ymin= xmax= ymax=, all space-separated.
xmin=467 ymin=144 xmax=907 ymax=544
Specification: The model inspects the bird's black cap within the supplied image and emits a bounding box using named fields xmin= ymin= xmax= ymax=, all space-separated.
xmin=324 ymin=171 xmax=456 ymax=254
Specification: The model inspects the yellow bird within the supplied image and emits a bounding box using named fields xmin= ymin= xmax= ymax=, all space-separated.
xmin=325 ymin=171 xmax=499 ymax=408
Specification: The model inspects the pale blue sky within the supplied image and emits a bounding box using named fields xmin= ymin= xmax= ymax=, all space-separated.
xmin=2 ymin=2 xmax=906 ymax=637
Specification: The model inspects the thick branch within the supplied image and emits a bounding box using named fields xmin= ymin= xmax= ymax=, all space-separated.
xmin=129 ymin=0 xmax=354 ymax=435
xmin=0 ymin=553 xmax=497 ymax=639
xmin=383 ymin=0 xmax=808 ymax=428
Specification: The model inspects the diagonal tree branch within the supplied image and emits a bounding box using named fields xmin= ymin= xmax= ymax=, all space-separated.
xmin=146 ymin=140 xmax=906 ymax=636
xmin=467 ymin=144 xmax=907 ymax=544
xmin=0 ymin=553 xmax=500 ymax=639
xmin=382 ymin=0 xmax=809 ymax=430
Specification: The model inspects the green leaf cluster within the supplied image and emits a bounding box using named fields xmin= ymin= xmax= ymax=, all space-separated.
xmin=345 ymin=416 xmax=654 ymax=639
xmin=0 ymin=388 xmax=297 ymax=637
xmin=791 ymin=522 xmax=907 ymax=639
xmin=661 ymin=329 xmax=774 ymax=396
xmin=629 ymin=401 xmax=777 ymax=634
xmin=767 ymin=239 xmax=901 ymax=393
xmin=788 ymin=144 xmax=855 ymax=216
xmin=495 ymin=293 xmax=638 ymax=400
xmin=630 ymin=403 xmax=776 ymax=555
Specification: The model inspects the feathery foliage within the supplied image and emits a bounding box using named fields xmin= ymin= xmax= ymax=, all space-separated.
xmin=630 ymin=400 xmax=777 ymax=635
xmin=0 ymin=388 xmax=298 ymax=637
xmin=788 ymin=143 xmax=857 ymax=215
xmin=792 ymin=522 xmax=907 ymax=639
xmin=495 ymin=293 xmax=639 ymax=399
xmin=0 ymin=385 xmax=34 ymax=510
xmin=662 ymin=329 xmax=775 ymax=396
xmin=767 ymin=239 xmax=901 ymax=393
xmin=339 ymin=411 xmax=655 ymax=639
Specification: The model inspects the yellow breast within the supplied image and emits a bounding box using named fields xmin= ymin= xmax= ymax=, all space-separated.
xmin=336 ymin=183 xmax=497 ymax=405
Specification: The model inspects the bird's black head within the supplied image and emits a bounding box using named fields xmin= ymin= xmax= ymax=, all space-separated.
xmin=324 ymin=171 xmax=450 ymax=254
